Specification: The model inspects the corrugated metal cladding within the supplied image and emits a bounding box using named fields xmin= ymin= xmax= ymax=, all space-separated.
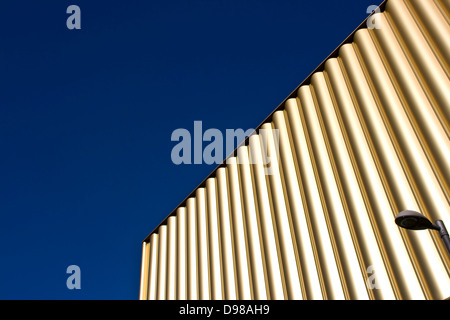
xmin=140 ymin=0 xmax=450 ymax=300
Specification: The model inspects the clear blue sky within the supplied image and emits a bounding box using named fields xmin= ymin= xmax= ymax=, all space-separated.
xmin=0 ymin=0 xmax=380 ymax=299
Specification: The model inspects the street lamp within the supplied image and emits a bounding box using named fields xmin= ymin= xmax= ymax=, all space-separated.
xmin=395 ymin=210 xmax=450 ymax=254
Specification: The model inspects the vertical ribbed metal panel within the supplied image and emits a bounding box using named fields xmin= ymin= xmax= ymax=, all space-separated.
xmin=156 ymin=225 xmax=167 ymax=300
xmin=248 ymin=134 xmax=285 ymax=299
xmin=186 ymin=197 xmax=198 ymax=300
xmin=141 ymin=0 xmax=450 ymax=300
xmin=148 ymin=233 xmax=159 ymax=300
xmin=227 ymin=157 xmax=253 ymax=299
xmin=259 ymin=123 xmax=304 ymax=300
xmin=206 ymin=178 xmax=223 ymax=299
xmin=176 ymin=208 xmax=187 ymax=300
xmin=216 ymin=168 xmax=238 ymax=299
xmin=166 ymin=216 xmax=177 ymax=299
xmin=139 ymin=241 xmax=150 ymax=300
xmin=237 ymin=146 xmax=269 ymax=299
xmin=196 ymin=188 xmax=210 ymax=300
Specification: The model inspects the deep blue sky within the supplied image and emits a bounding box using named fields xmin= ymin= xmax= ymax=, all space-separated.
xmin=0 ymin=0 xmax=380 ymax=299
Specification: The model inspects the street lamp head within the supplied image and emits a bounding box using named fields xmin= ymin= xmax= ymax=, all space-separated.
xmin=395 ymin=210 xmax=439 ymax=231
xmin=395 ymin=210 xmax=450 ymax=254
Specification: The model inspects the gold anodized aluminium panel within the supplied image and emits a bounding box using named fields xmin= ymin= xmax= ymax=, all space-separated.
xmin=196 ymin=188 xmax=210 ymax=300
xmin=227 ymin=157 xmax=253 ymax=299
xmin=139 ymin=241 xmax=150 ymax=300
xmin=247 ymin=134 xmax=285 ymax=299
xmin=205 ymin=178 xmax=223 ymax=300
xmin=237 ymin=146 xmax=268 ymax=300
xmin=176 ymin=208 xmax=187 ymax=300
xmin=166 ymin=216 xmax=177 ymax=300
xmin=156 ymin=225 xmax=167 ymax=300
xmin=147 ymin=233 xmax=159 ymax=300
xmin=186 ymin=197 xmax=198 ymax=300
xmin=216 ymin=167 xmax=237 ymax=299
xmin=141 ymin=0 xmax=450 ymax=300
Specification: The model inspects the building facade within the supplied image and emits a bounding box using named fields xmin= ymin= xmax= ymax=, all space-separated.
xmin=139 ymin=0 xmax=450 ymax=300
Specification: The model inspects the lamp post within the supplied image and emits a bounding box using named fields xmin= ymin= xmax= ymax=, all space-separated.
xmin=395 ymin=210 xmax=450 ymax=254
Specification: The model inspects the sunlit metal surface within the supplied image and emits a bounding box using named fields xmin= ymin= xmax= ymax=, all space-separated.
xmin=140 ymin=0 xmax=450 ymax=300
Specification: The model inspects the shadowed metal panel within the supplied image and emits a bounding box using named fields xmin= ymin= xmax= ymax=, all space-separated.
xmin=284 ymin=98 xmax=344 ymax=299
xmin=216 ymin=168 xmax=238 ymax=299
xmin=352 ymin=26 xmax=450 ymax=300
xmin=156 ymin=225 xmax=167 ymax=300
xmin=141 ymin=0 xmax=450 ymax=300
xmin=437 ymin=0 xmax=450 ymax=15
xmin=186 ymin=197 xmax=198 ymax=300
xmin=248 ymin=134 xmax=286 ymax=300
xmin=272 ymin=111 xmax=323 ymax=300
xmin=206 ymin=178 xmax=223 ymax=300
xmin=311 ymin=72 xmax=394 ymax=300
xmin=176 ymin=208 xmax=187 ymax=300
xmin=386 ymin=0 xmax=450 ymax=121
xmin=324 ymin=56 xmax=425 ymax=300
xmin=166 ymin=216 xmax=177 ymax=299
xmin=407 ymin=0 xmax=450 ymax=76
xmin=299 ymin=84 xmax=368 ymax=300
xmin=371 ymin=12 xmax=449 ymax=193
xmin=139 ymin=241 xmax=150 ymax=300
xmin=196 ymin=188 xmax=210 ymax=300
xmin=148 ymin=233 xmax=159 ymax=300
xmin=227 ymin=157 xmax=253 ymax=299
xmin=237 ymin=146 xmax=269 ymax=299
xmin=259 ymin=123 xmax=304 ymax=300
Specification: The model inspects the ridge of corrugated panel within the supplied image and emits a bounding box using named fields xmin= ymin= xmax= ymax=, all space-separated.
xmin=139 ymin=0 xmax=450 ymax=300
